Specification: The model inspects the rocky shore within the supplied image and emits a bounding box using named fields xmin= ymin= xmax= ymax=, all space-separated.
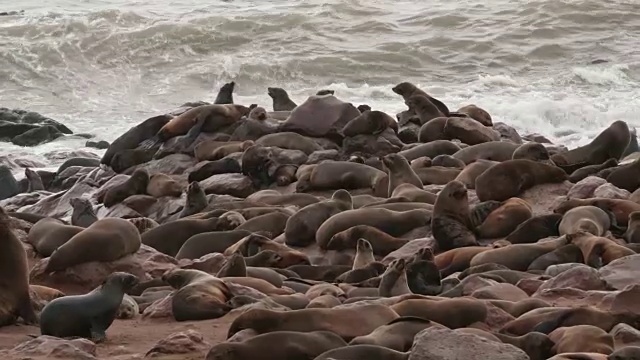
xmin=1 ymin=82 xmax=640 ymax=360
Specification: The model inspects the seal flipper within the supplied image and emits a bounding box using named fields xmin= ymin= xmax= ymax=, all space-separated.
xmin=18 ymin=297 xmax=38 ymax=325
xmin=138 ymin=135 xmax=162 ymax=150
xmin=89 ymin=322 xmax=107 ymax=343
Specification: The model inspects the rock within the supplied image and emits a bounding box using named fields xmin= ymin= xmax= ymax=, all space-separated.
xmin=279 ymin=94 xmax=360 ymax=138
xmin=199 ymin=173 xmax=256 ymax=198
xmin=472 ymin=283 xmax=529 ymax=302
xmin=0 ymin=191 xmax=51 ymax=211
xmin=599 ymin=254 xmax=640 ymax=290
xmin=602 ymin=284 xmax=640 ymax=314
xmin=142 ymin=294 xmax=173 ymax=319
xmin=45 ymin=150 xmax=100 ymax=161
xmin=519 ymin=181 xmax=572 ymax=215
xmin=12 ymin=125 xmax=64 ymax=146
xmin=145 ymin=330 xmax=209 ymax=358
xmin=594 ymin=183 xmax=631 ymax=199
xmin=493 ymin=122 xmax=523 ymax=144
xmin=306 ymin=149 xmax=340 ymax=164
xmin=21 ymin=181 xmax=97 ymax=219
xmin=4 ymin=336 xmax=96 ymax=360
xmin=523 ymin=133 xmax=553 ymax=144
xmin=532 ymin=287 xmax=609 ymax=308
xmin=611 ymin=323 xmax=640 ymax=348
xmin=484 ymin=302 xmax=516 ymax=330
xmin=177 ymin=253 xmax=226 ymax=274
xmin=409 ymin=326 xmax=529 ymax=360
xmin=567 ymin=176 xmax=607 ymax=199
xmin=534 ymin=266 xmax=606 ymax=295
xmin=382 ymin=238 xmax=435 ymax=264
xmin=85 ymin=140 xmax=110 ymax=150
xmin=128 ymin=154 xmax=197 ymax=176
xmin=398 ymin=123 xmax=420 ymax=144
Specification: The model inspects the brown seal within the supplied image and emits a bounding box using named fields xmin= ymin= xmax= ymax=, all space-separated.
xmin=178 ymin=181 xmax=208 ymax=218
xmin=506 ymin=214 xmax=562 ymax=244
xmin=569 ymin=158 xmax=618 ymax=183
xmin=353 ymin=238 xmax=375 ymax=270
xmin=267 ymin=87 xmax=297 ymax=111
xmin=162 ymin=268 xmax=231 ymax=321
xmin=306 ymin=295 xmax=341 ymax=308
xmin=391 ymin=183 xmax=438 ymax=204
xmin=342 ymin=110 xmax=397 ymax=136
xmin=405 ymin=95 xmax=446 ymax=125
xmin=512 ymin=142 xmax=554 ymax=165
xmin=198 ymin=140 xmax=255 ymax=161
xmin=296 ymin=161 xmax=387 ymax=195
xmin=475 ymin=198 xmax=533 ymax=239
xmin=44 ymin=218 xmax=141 ymax=273
xmin=235 ymin=211 xmax=289 ymax=237
xmin=410 ymin=156 xmax=432 ymax=170
xmin=224 ymin=233 xmax=310 ymax=267
xmin=418 ymin=116 xmax=448 ymax=143
xmin=315 ymin=344 xmax=410 ymax=360
xmin=24 ymin=167 xmax=45 ymax=192
xmin=227 ymin=304 xmax=399 ymax=340
xmin=255 ymin=132 xmax=321 ymax=154
xmin=316 ymin=208 xmax=431 ymax=249
xmin=284 ymin=189 xmax=353 ymax=247
xmin=567 ymin=231 xmax=635 ymax=266
xmin=559 ymin=206 xmax=612 ymax=237
xmin=443 ymin=116 xmax=500 ymax=145
xmin=549 ymin=325 xmax=614 ymax=354
xmin=69 ymin=197 xmax=98 ymax=228
xmin=551 ymin=120 xmax=631 ymax=170
xmin=475 ymin=159 xmax=568 ymax=202
xmin=452 ymin=141 xmax=520 ymax=164
xmin=554 ymin=198 xmax=640 ymax=226
xmin=457 ymin=104 xmax=492 ymax=126
xmin=606 ymin=158 xmax=640 ymax=192
xmin=527 ymin=244 xmax=584 ymax=271
xmin=392 ymin=81 xmax=450 ymax=115
xmin=247 ymin=190 xmax=320 ymax=208
xmin=349 ymin=316 xmax=437 ymax=351
xmin=454 ymin=159 xmax=498 ymax=189
xmin=28 ymin=217 xmax=84 ymax=257
xmin=431 ymin=180 xmax=477 ymax=251
xmin=431 ymin=154 xmax=466 ymax=169
xmin=435 ymin=247 xmax=490 ymax=277
xmin=102 ymin=169 xmax=149 ymax=207
xmin=206 ymin=331 xmax=347 ymax=360
xmin=0 ymin=207 xmax=38 ymax=326
xmin=391 ymin=297 xmax=487 ymax=329
xmin=175 ymin=229 xmax=252 ymax=260
xmin=213 ymin=81 xmax=235 ymax=104
xmin=398 ymin=140 xmax=461 ymax=162
xmin=414 ymin=166 xmax=461 ymax=186
xmin=327 ymin=225 xmax=409 ymax=256
xmin=146 ymin=173 xmax=183 ymax=198
xmin=379 ymin=258 xmax=411 ymax=297
xmin=141 ymin=217 xmax=221 ymax=256
xmin=469 ymin=236 xmax=568 ymax=271
xmin=624 ymin=211 xmax=640 ymax=243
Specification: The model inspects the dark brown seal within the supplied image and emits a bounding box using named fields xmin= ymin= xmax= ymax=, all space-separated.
xmin=28 ymin=217 xmax=84 ymax=257
xmin=392 ymin=81 xmax=450 ymax=115
xmin=506 ymin=214 xmax=562 ymax=244
xmin=162 ymin=268 xmax=231 ymax=321
xmin=0 ymin=207 xmax=38 ymax=326
xmin=102 ymin=169 xmax=149 ymax=207
xmin=382 ymin=153 xmax=424 ymax=196
xmin=342 ymin=110 xmax=398 ymax=136
xmin=432 ymin=180 xmax=477 ymax=251
xmin=406 ymin=95 xmax=445 ymax=125
xmin=475 ymin=159 xmax=568 ymax=202
xmin=69 ymin=197 xmax=98 ymax=228
xmin=475 ymin=198 xmax=533 ymax=239
xmin=326 ymin=225 xmax=410 ymax=256
xmin=569 ymin=158 xmax=618 ymax=183
xmin=457 ymin=104 xmax=492 ymax=126
xmin=267 ymin=87 xmax=297 ymax=111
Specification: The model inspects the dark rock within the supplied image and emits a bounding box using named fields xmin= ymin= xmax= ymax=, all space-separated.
xmin=85 ymin=140 xmax=110 ymax=149
xmin=11 ymin=125 xmax=63 ymax=146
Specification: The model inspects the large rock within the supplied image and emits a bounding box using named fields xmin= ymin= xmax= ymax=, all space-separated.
xmin=611 ymin=323 xmax=640 ymax=348
xmin=534 ymin=265 xmax=606 ymax=295
xmin=409 ymin=327 xmax=529 ymax=360
xmin=493 ymin=122 xmax=523 ymax=144
xmin=145 ymin=330 xmax=209 ymax=358
xmin=567 ymin=176 xmax=607 ymax=199
xmin=2 ymin=336 xmax=96 ymax=360
xmin=127 ymin=154 xmax=197 ymax=176
xmin=594 ymin=183 xmax=631 ymax=199
xmin=21 ymin=181 xmax=97 ymax=219
xmin=199 ymin=173 xmax=256 ymax=198
xmin=279 ymin=94 xmax=360 ymax=139
xmin=520 ymin=181 xmax=572 ymax=215
xmin=12 ymin=125 xmax=64 ymax=146
xmin=599 ymin=254 xmax=640 ymax=290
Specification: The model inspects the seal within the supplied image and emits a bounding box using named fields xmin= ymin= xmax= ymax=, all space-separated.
xmin=100 ymin=114 xmax=171 ymax=166
xmin=102 ymin=169 xmax=149 ymax=207
xmin=162 ymin=268 xmax=232 ymax=321
xmin=410 ymin=156 xmax=432 ymax=170
xmin=178 ymin=181 xmax=208 ymax=219
xmin=255 ymin=132 xmax=321 ymax=154
xmin=109 ymin=148 xmax=156 ymax=173
xmin=392 ymin=81 xmax=450 ymax=115
xmin=296 ymin=160 xmax=387 ymax=195
xmin=391 ymin=183 xmax=438 ymax=203
xmin=213 ymin=81 xmax=235 ymax=104
xmin=379 ymin=258 xmax=411 ymax=297
xmin=188 ymin=158 xmax=241 ymax=182
xmin=475 ymin=159 xmax=568 ymax=202
xmin=39 ymin=272 xmax=138 ymax=341
xmin=606 ymin=157 xmax=640 ymax=192
xmin=326 ymin=225 xmax=410 ymax=256
xmin=205 ymin=330 xmax=347 ymax=360
xmin=457 ymin=104 xmax=492 ymax=126
xmin=391 ymin=297 xmax=487 ymax=329
xmin=506 ymin=214 xmax=562 ymax=244
xmin=227 ymin=304 xmax=399 ymax=340
xmin=24 ymin=167 xmax=45 ymax=192
xmin=569 ymin=158 xmax=618 ymax=183
xmin=353 ymin=238 xmax=376 ymax=270
xmin=382 ymin=153 xmax=424 ymax=196
xmin=342 ymin=110 xmax=398 ymax=137
xmin=431 ymin=180 xmax=477 ymax=251
xmin=141 ymin=217 xmax=221 ymax=256
xmin=443 ymin=116 xmax=500 ymax=145
xmin=469 ymin=236 xmax=569 ymax=271
xmin=431 ymin=154 xmax=466 ymax=169
xmin=559 ymin=206 xmax=612 ymax=237
xmin=548 ymin=324 xmax=614 ymax=355
xmin=418 ymin=116 xmax=448 ymax=143
xmin=0 ymin=165 xmax=19 ymax=200
xmin=175 ymin=229 xmax=252 ymax=260
xmin=146 ymin=173 xmax=183 ymax=198
xmin=116 ymin=294 xmax=139 ymax=319
xmin=44 ymin=218 xmax=142 ymax=273
xmin=69 ymin=197 xmax=98 ymax=228
xmin=454 ymin=159 xmax=498 ymax=189
xmin=316 ymin=208 xmax=431 ymax=249
xmin=435 ymin=246 xmax=490 ymax=277
xmin=475 ymin=198 xmax=533 ymax=239
xmin=336 ymin=262 xmax=386 ymax=284
xmin=452 ymin=141 xmax=520 ymax=164
xmin=349 ymin=316 xmax=437 ymax=351
xmin=405 ymin=95 xmax=445 ymax=125
xmin=624 ymin=211 xmax=640 ymax=243
xmin=315 ymin=344 xmax=409 ymax=360
xmin=28 ymin=217 xmax=84 ymax=257
xmin=398 ymin=140 xmax=461 ymax=162
xmin=512 ymin=142 xmax=554 ymax=165
xmin=0 ymin=207 xmax=38 ymax=326
xmin=551 ymin=120 xmax=631 ymax=170
xmin=567 ymin=231 xmax=635 ymax=266
xmin=197 ymin=140 xmax=254 ymax=161
xmin=554 ymin=198 xmax=640 ymax=226
xmin=235 ymin=211 xmax=289 ymax=237
xmin=527 ymin=244 xmax=584 ymax=271
xmin=267 ymin=87 xmax=297 ymax=111
xmin=284 ymin=189 xmax=353 ymax=247
xmin=140 ymin=104 xmax=251 ymax=148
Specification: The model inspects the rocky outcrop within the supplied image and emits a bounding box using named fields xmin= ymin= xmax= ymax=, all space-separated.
xmin=0 ymin=108 xmax=74 ymax=146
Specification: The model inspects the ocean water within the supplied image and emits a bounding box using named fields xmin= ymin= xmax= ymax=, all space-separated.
xmin=1 ymin=0 xmax=639 ymax=170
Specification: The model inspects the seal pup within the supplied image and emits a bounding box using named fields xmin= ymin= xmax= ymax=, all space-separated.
xmin=353 ymin=238 xmax=375 ymax=270
xmin=146 ymin=173 xmax=183 ymax=198
xmin=475 ymin=159 xmax=568 ymax=202
xmin=214 ymin=81 xmax=235 ymax=104
xmin=512 ymin=142 xmax=555 ymax=165
xmin=188 ymin=157 xmax=242 ymax=182
xmin=0 ymin=207 xmax=38 ymax=326
xmin=178 ymin=181 xmax=208 ymax=218
xmin=406 ymin=95 xmax=445 ymax=125
xmin=267 ymin=87 xmax=297 ymax=111
xmin=102 ymin=169 xmax=149 ymax=207
xmin=24 ymin=167 xmax=45 ymax=191
xmin=342 ymin=110 xmax=397 ymax=136
xmin=27 ymin=218 xmax=83 ymax=257
xmin=382 ymin=153 xmax=424 ymax=196
xmin=379 ymin=258 xmax=412 ymax=297
xmin=69 ymin=197 xmax=98 ymax=228
xmin=475 ymin=198 xmax=533 ymax=239
xmin=39 ymin=272 xmax=139 ymax=342
xmin=432 ymin=180 xmax=477 ymax=251
xmin=559 ymin=206 xmax=612 ymax=237
xmin=163 ymin=268 xmax=231 ymax=321
xmin=392 ymin=81 xmax=450 ymax=116
xmin=44 ymin=218 xmax=142 ymax=273
xmin=470 ymin=236 xmax=569 ymax=271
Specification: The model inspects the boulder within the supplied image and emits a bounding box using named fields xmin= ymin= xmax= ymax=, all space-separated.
xmin=85 ymin=140 xmax=110 ymax=150
xmin=599 ymin=254 xmax=640 ymax=290
xmin=21 ymin=181 xmax=97 ymax=219
xmin=3 ymin=336 xmax=96 ymax=360
xmin=128 ymin=154 xmax=197 ymax=176
xmin=594 ymin=183 xmax=631 ymax=199
xmin=199 ymin=173 xmax=256 ymax=198
xmin=145 ymin=330 xmax=209 ymax=358
xmin=12 ymin=125 xmax=64 ymax=146
xmin=519 ymin=181 xmax=572 ymax=215
xmin=493 ymin=122 xmax=523 ymax=144
xmin=567 ymin=176 xmax=607 ymax=199
xmin=534 ymin=266 xmax=606 ymax=295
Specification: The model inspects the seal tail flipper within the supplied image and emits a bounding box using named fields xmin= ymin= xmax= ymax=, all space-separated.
xmin=138 ymin=136 xmax=161 ymax=149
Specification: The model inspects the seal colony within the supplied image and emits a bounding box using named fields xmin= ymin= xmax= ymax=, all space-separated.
xmin=1 ymin=81 xmax=640 ymax=360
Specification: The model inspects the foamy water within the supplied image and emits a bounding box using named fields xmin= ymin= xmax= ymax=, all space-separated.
xmin=1 ymin=0 xmax=639 ymax=170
